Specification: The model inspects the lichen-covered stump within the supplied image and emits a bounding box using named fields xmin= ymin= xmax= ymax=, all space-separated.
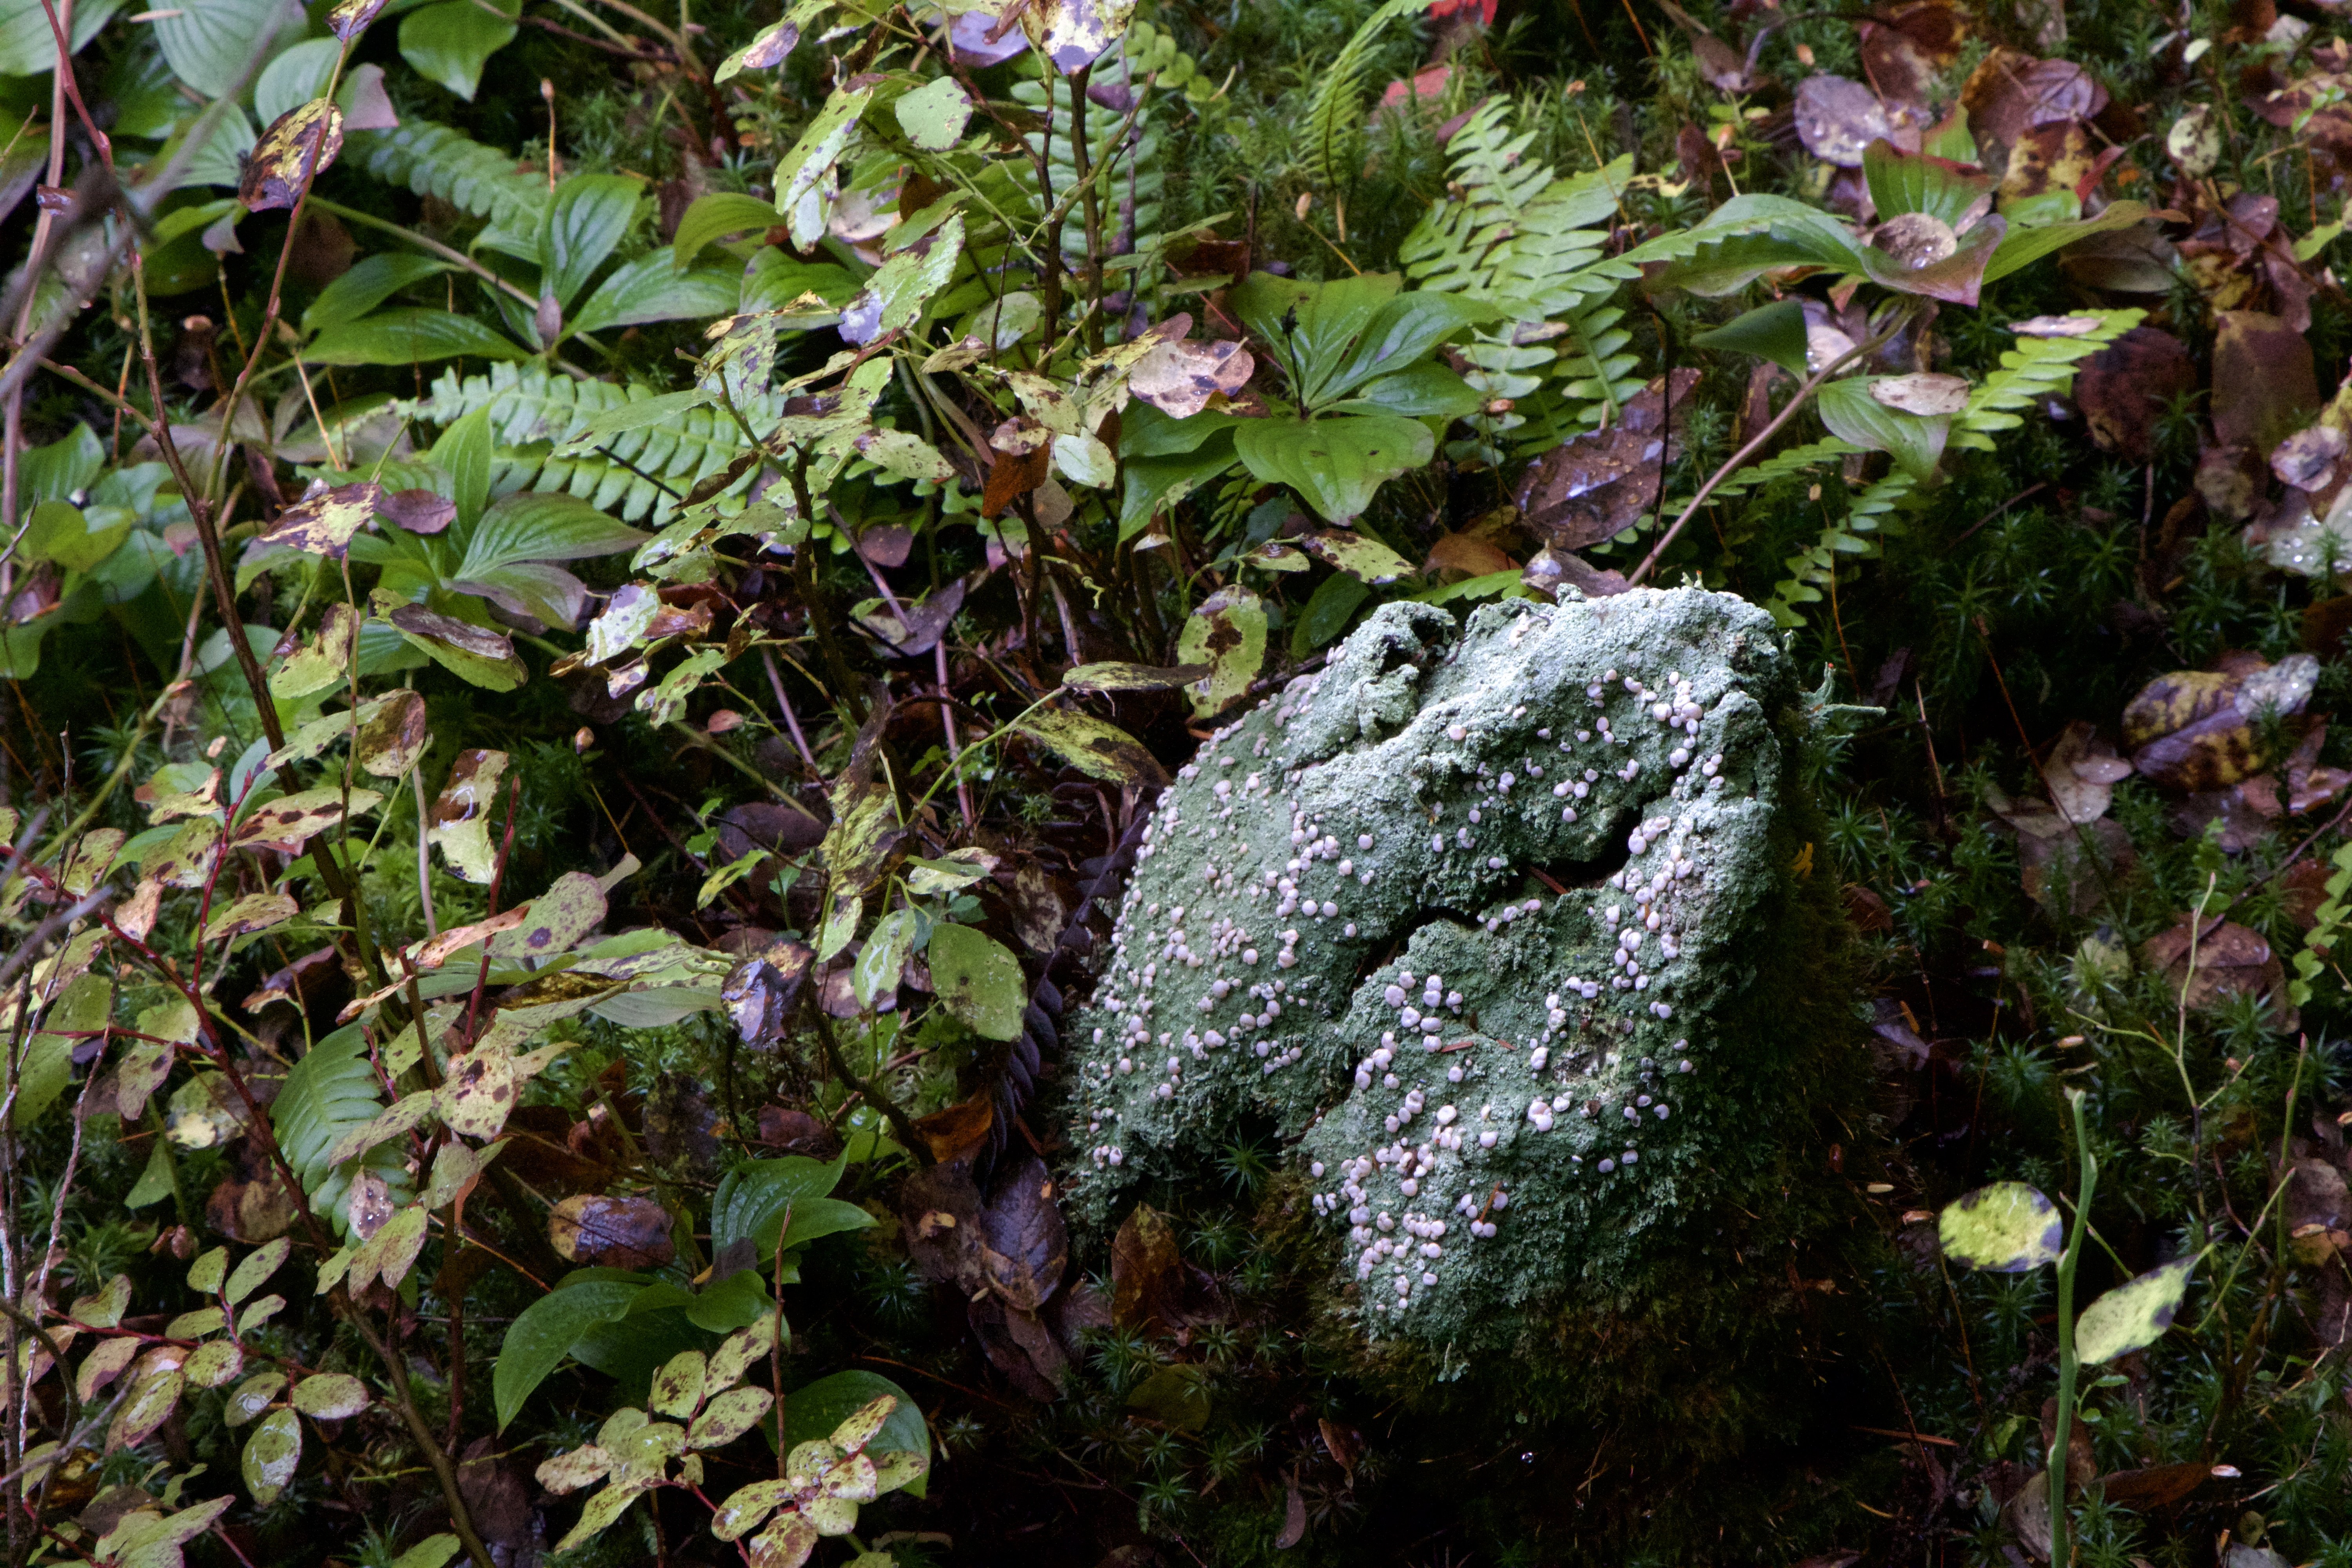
xmin=1062 ymin=589 xmax=1859 ymax=1367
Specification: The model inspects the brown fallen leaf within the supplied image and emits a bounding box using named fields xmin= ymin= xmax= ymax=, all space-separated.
xmin=909 ymin=1095 xmax=995 ymax=1165
xmin=548 ymin=1192 xmax=676 ymax=1269
xmin=1793 ymin=74 xmax=1894 ymax=167
xmin=2286 ymin=721 xmax=2352 ymax=813
xmin=2274 ymin=425 xmax=2349 ymax=493
xmin=1425 ymin=531 xmax=1516 ymax=579
xmin=1275 ymin=1481 xmax=1309 ymax=1548
xmin=1129 ymin=324 xmax=1254 ymax=420
xmin=1513 ymin=370 xmax=1699 ymax=550
xmin=2043 ymin=720 xmax=2134 ymax=824
xmin=2141 ymin=915 xmax=2296 ymax=1030
xmin=1961 ymin=51 xmax=2106 ymax=171
xmin=2094 ymin=1459 xmax=2211 ymax=1512
xmin=2124 ymin=657 xmax=2319 ymax=792
xmin=2212 ymin=310 xmax=2319 ymax=454
xmin=2073 ymin=328 xmax=2193 ymax=463
xmin=1858 ymin=0 xmax=1967 ymax=108
xmin=982 ymin=439 xmax=1051 ymax=520
xmin=978 ymin=1155 xmax=1067 ymax=1314
xmin=1109 ymin=1202 xmax=1224 ymax=1340
xmin=2286 ymin=1156 xmax=2350 ymax=1234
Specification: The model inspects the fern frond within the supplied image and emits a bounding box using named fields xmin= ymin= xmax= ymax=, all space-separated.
xmin=1950 ymin=309 xmax=2144 ymax=452
xmin=1704 ymin=436 xmax=1865 ymax=501
xmin=346 ymin=122 xmax=550 ymax=232
xmin=393 ymin=365 xmax=774 ymax=524
xmin=1300 ymin=0 xmax=1434 ymax=191
xmin=1009 ymin=36 xmax=1168 ymax=263
xmin=1401 ymin=96 xmax=1633 ymax=452
xmin=276 ymin=1024 xmax=412 ymax=1239
xmin=1762 ymin=470 xmax=1916 ymax=628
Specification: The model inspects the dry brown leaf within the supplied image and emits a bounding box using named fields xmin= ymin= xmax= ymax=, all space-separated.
xmin=1513 ymin=371 xmax=1699 ymax=550
xmin=2073 ymin=328 xmax=2193 ymax=463
xmin=2044 ymin=720 xmax=2133 ymax=823
xmin=548 ymin=1193 xmax=676 ymax=1269
xmin=1793 ymin=74 xmax=1893 ymax=167
xmin=2141 ymin=915 xmax=2296 ymax=1029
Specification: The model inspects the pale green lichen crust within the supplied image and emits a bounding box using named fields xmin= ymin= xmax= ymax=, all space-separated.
xmin=1062 ymin=588 xmax=1817 ymax=1351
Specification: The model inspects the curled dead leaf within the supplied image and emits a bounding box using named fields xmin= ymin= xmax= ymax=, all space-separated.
xmin=1870 ymin=372 xmax=1972 ymax=416
xmin=240 ymin=100 xmax=345 ymax=213
xmin=1794 ymin=74 xmax=1893 ymax=167
xmin=549 ymin=1193 xmax=677 ymax=1270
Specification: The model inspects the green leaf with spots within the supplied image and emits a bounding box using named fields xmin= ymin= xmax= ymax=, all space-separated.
xmin=895 ymin=75 xmax=973 ymax=150
xmin=1938 ymin=1181 xmax=2062 ymax=1273
xmin=243 ymin=1407 xmax=301 ymax=1504
xmin=927 ymin=923 xmax=1025 ymax=1041
xmin=820 ymin=777 xmax=904 ymax=893
xmin=1174 ymin=584 xmax=1266 ymax=717
xmin=853 ymin=908 xmax=919 ymax=1010
xmin=2075 ymin=1256 xmax=2196 ymax=1364
xmin=1011 ymin=708 xmax=1168 ymax=787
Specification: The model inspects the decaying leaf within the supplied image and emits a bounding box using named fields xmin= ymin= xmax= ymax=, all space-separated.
xmin=549 ymin=1193 xmax=677 ymax=1269
xmin=2143 ymin=915 xmax=2296 ymax=1029
xmin=1793 ymin=74 xmax=1893 ymax=167
xmin=1869 ymin=372 xmax=1972 ymax=416
xmin=490 ymin=871 xmax=608 ymax=961
xmin=1110 ymin=1203 xmax=1223 ymax=1339
xmin=257 ymin=481 xmax=381 ymax=558
xmin=2123 ymin=657 xmax=2319 ymax=792
xmin=2212 ymin=310 xmax=2318 ymax=454
xmin=1061 ymin=661 xmax=1212 ymax=692
xmin=326 ymin=0 xmax=388 ymax=40
xmin=240 ymin=100 xmax=346 ymax=213
xmin=232 ymin=786 xmax=382 ymax=850
xmin=1011 ymin=707 xmax=1167 ymax=787
xmin=1938 ymin=1180 xmax=2063 ymax=1272
xmin=1020 ymin=0 xmax=1137 ymax=75
xmin=2073 ymin=328 xmax=2194 ymax=463
xmin=388 ymin=605 xmax=528 ymax=692
xmin=269 ymin=603 xmax=362 ymax=699
xmin=427 ymin=749 xmax=511 ymax=884
xmin=2043 ymin=721 xmax=2134 ymax=823
xmin=1128 ymin=333 xmax=1254 ymax=419
xmin=1513 ymin=371 xmax=1700 ymax=551
xmin=354 ymin=690 xmax=429 ymax=777
xmin=1175 ymin=584 xmax=1268 ymax=717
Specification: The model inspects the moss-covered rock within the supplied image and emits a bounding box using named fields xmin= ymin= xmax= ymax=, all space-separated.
xmin=1062 ymin=587 xmax=1860 ymax=1363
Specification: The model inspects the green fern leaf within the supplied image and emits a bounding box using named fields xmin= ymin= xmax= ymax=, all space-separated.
xmin=275 ymin=1024 xmax=411 ymax=1238
xmin=1951 ymin=310 xmax=2144 ymax=452
xmin=394 ymin=365 xmax=775 ymax=524
xmin=346 ymin=123 xmax=550 ymax=232
xmin=1401 ymin=96 xmax=1635 ymax=452
xmin=1300 ymin=0 xmax=1434 ymax=191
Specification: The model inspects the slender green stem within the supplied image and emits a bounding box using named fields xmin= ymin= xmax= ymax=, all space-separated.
xmin=2050 ymin=1087 xmax=2099 ymax=1568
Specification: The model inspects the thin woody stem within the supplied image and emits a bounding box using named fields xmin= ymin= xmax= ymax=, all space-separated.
xmin=1626 ymin=321 xmax=1903 ymax=588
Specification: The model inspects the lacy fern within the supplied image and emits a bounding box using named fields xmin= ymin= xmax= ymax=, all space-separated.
xmin=1399 ymin=97 xmax=1637 ymax=458
xmin=275 ymin=1025 xmax=412 ymax=1239
xmin=1762 ymin=470 xmax=1915 ymax=628
xmin=346 ymin=123 xmax=552 ymax=232
xmin=1950 ymin=309 xmax=2146 ymax=452
xmin=1299 ymin=0 xmax=1433 ymax=192
xmin=396 ymin=365 xmax=778 ymax=524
